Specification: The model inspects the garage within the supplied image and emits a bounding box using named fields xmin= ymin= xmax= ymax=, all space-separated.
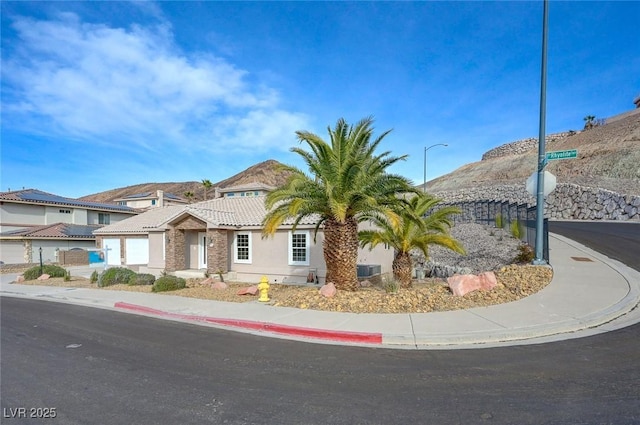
xmin=102 ymin=238 xmax=121 ymax=266
xmin=125 ymin=238 xmax=149 ymax=265
xmin=0 ymin=241 xmax=26 ymax=264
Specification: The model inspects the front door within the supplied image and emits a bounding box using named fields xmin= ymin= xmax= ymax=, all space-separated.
xmin=198 ymin=232 xmax=207 ymax=269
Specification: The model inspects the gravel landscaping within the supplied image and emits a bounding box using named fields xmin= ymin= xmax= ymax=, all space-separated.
xmin=4 ymin=223 xmax=553 ymax=313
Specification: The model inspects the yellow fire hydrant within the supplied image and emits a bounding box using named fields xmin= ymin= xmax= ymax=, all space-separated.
xmin=258 ymin=276 xmax=270 ymax=302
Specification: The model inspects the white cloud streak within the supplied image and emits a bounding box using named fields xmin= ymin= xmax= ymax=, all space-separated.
xmin=2 ymin=12 xmax=308 ymax=153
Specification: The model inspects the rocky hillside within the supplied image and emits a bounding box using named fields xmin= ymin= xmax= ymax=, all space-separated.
xmin=428 ymin=109 xmax=640 ymax=197
xmin=80 ymin=159 xmax=294 ymax=203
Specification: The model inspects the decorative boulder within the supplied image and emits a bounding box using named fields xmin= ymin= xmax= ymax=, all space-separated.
xmin=478 ymin=271 xmax=497 ymax=291
xmin=319 ymin=282 xmax=337 ymax=298
xmin=212 ymin=281 xmax=228 ymax=290
xmin=16 ymin=275 xmax=25 ymax=283
xmin=359 ymin=280 xmax=372 ymax=288
xmin=37 ymin=274 xmax=51 ymax=281
xmin=200 ymin=277 xmax=214 ymax=286
xmin=237 ymin=285 xmax=258 ymax=295
xmin=448 ymin=272 xmax=498 ymax=296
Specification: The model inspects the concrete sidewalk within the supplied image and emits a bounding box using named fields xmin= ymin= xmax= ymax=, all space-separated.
xmin=2 ymin=233 xmax=639 ymax=350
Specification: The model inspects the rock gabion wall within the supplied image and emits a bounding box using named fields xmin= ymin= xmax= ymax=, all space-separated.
xmin=433 ymin=183 xmax=640 ymax=221
xmin=481 ymin=132 xmax=575 ymax=161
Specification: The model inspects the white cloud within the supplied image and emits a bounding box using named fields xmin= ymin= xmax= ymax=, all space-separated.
xmin=2 ymin=13 xmax=309 ymax=152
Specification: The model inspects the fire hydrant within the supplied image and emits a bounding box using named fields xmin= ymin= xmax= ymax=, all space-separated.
xmin=258 ymin=276 xmax=270 ymax=302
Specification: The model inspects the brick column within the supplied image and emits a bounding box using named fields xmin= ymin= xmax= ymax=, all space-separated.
xmin=207 ymin=229 xmax=228 ymax=274
xmin=165 ymin=228 xmax=185 ymax=272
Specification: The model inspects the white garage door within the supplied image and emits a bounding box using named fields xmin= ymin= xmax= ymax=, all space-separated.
xmin=103 ymin=238 xmax=121 ymax=266
xmin=0 ymin=241 xmax=26 ymax=264
xmin=125 ymin=238 xmax=149 ymax=265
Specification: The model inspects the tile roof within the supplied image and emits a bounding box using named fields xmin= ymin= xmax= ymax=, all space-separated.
xmin=0 ymin=223 xmax=101 ymax=239
xmin=95 ymin=196 xmax=320 ymax=234
xmin=0 ymin=189 xmax=137 ymax=213
xmin=94 ymin=205 xmax=185 ymax=234
xmin=218 ymin=182 xmax=276 ymax=193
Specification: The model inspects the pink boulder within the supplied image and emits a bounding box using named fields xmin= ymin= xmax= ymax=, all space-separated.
xmin=212 ymin=281 xmax=228 ymax=290
xmin=16 ymin=275 xmax=25 ymax=283
xmin=200 ymin=277 xmax=214 ymax=286
xmin=37 ymin=274 xmax=51 ymax=281
xmin=237 ymin=285 xmax=258 ymax=295
xmin=319 ymin=282 xmax=337 ymax=298
xmin=447 ymin=274 xmax=482 ymax=297
xmin=359 ymin=280 xmax=372 ymax=288
xmin=478 ymin=271 xmax=497 ymax=291
xmin=448 ymin=272 xmax=498 ymax=296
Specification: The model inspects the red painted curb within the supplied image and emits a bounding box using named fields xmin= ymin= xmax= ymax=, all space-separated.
xmin=114 ymin=302 xmax=383 ymax=344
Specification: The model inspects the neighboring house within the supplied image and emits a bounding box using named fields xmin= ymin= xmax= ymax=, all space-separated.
xmin=215 ymin=182 xmax=275 ymax=198
xmin=94 ymin=190 xmax=393 ymax=284
xmin=0 ymin=189 xmax=138 ymax=264
xmin=113 ymin=190 xmax=188 ymax=209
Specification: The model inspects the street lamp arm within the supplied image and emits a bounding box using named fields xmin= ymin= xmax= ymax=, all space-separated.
xmin=423 ymin=143 xmax=449 ymax=192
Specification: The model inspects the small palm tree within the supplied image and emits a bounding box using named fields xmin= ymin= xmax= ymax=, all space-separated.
xmin=184 ymin=191 xmax=194 ymax=203
xmin=359 ymin=194 xmax=465 ymax=288
xmin=262 ymin=117 xmax=418 ymax=291
xmin=583 ymin=115 xmax=596 ymax=130
xmin=201 ymin=179 xmax=213 ymax=201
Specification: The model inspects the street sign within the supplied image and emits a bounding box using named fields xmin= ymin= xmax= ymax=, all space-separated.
xmin=546 ymin=149 xmax=577 ymax=160
xmin=526 ymin=171 xmax=556 ymax=197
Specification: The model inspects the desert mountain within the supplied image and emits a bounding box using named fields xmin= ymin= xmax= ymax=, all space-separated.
xmin=81 ymin=109 xmax=640 ymax=205
xmin=80 ymin=159 xmax=294 ymax=203
xmin=428 ymin=109 xmax=640 ymax=197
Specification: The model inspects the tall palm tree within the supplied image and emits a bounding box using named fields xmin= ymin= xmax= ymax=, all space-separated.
xmin=262 ymin=117 xmax=418 ymax=291
xmin=201 ymin=179 xmax=213 ymax=201
xmin=359 ymin=194 xmax=465 ymax=288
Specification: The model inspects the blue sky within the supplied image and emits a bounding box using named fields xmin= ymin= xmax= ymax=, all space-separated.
xmin=2 ymin=1 xmax=638 ymax=199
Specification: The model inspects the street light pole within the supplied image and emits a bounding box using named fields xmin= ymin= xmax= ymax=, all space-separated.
xmin=423 ymin=143 xmax=448 ymax=192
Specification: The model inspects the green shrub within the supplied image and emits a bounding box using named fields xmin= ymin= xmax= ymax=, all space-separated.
xmin=510 ymin=219 xmax=523 ymax=239
xmin=90 ymin=270 xmax=99 ymax=283
xmin=63 ymin=269 xmax=71 ymax=282
xmin=23 ymin=264 xmax=67 ymax=280
xmin=98 ymin=267 xmax=137 ymax=287
xmin=513 ymin=244 xmax=535 ymax=264
xmin=152 ymin=275 xmax=186 ymax=292
xmin=495 ymin=214 xmax=503 ymax=229
xmin=128 ymin=273 xmax=156 ymax=286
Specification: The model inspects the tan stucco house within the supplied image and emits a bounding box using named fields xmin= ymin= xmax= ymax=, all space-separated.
xmin=93 ymin=187 xmax=393 ymax=284
xmin=0 ymin=189 xmax=138 ymax=264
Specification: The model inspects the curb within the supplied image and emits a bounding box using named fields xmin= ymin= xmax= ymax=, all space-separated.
xmin=114 ymin=302 xmax=383 ymax=345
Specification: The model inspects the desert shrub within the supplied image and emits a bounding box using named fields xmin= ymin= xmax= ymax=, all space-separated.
xmin=152 ymin=275 xmax=186 ymax=292
xmin=63 ymin=269 xmax=71 ymax=281
xmin=382 ymin=275 xmax=400 ymax=294
xmin=98 ymin=267 xmax=137 ymax=287
xmin=510 ymin=219 xmax=523 ymax=239
xmin=495 ymin=214 xmax=503 ymax=229
xmin=90 ymin=270 xmax=99 ymax=283
xmin=128 ymin=273 xmax=156 ymax=286
xmin=23 ymin=264 xmax=67 ymax=280
xmin=513 ymin=244 xmax=535 ymax=264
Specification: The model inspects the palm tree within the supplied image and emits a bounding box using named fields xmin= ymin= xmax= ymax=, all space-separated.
xmin=359 ymin=194 xmax=465 ymax=288
xmin=201 ymin=179 xmax=213 ymax=201
xmin=262 ymin=117 xmax=418 ymax=291
xmin=184 ymin=191 xmax=194 ymax=204
xmin=583 ymin=115 xmax=596 ymax=130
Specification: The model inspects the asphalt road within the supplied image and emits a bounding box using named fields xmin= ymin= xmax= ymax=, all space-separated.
xmin=2 ymin=297 xmax=639 ymax=425
xmin=549 ymin=221 xmax=640 ymax=271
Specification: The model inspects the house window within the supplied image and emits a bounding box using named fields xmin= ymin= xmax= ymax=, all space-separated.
xmin=234 ymin=231 xmax=251 ymax=264
xmin=226 ymin=193 xmax=235 ymax=197
xmin=98 ymin=213 xmax=110 ymax=225
xmin=117 ymin=201 xmax=127 ymax=206
xmin=59 ymin=209 xmax=71 ymax=214
xmin=151 ymin=200 xmax=156 ymax=205
xmin=289 ymin=230 xmax=310 ymax=266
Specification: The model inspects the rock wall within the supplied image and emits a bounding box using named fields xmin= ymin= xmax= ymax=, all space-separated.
xmin=433 ymin=183 xmax=640 ymax=221
xmin=481 ymin=132 xmax=576 ymax=161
